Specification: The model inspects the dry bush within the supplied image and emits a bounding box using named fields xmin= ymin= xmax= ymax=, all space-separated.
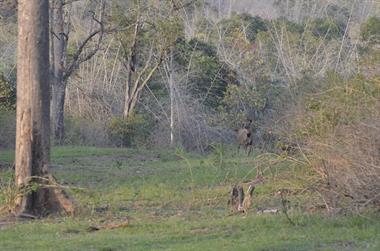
xmin=312 ymin=112 xmax=380 ymax=211
xmin=176 ymin=114 xmax=233 ymax=153
xmin=291 ymin=73 xmax=380 ymax=212
xmin=148 ymin=96 xmax=234 ymax=152
xmin=63 ymin=117 xmax=109 ymax=146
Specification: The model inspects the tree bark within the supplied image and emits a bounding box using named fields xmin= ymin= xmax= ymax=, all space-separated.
xmin=123 ymin=20 xmax=139 ymax=120
xmin=15 ymin=0 xmax=74 ymax=216
xmin=15 ymin=0 xmax=51 ymax=214
xmin=51 ymin=82 xmax=66 ymax=143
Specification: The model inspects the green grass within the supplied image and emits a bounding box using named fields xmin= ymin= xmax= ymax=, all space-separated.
xmin=1 ymin=214 xmax=378 ymax=251
xmin=0 ymin=146 xmax=379 ymax=251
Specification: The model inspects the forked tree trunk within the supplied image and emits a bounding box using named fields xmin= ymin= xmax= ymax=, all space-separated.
xmin=123 ymin=19 xmax=139 ymax=120
xmin=49 ymin=1 xmax=104 ymax=142
xmin=15 ymin=0 xmax=74 ymax=216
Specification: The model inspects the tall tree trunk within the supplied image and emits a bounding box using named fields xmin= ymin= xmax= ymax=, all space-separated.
xmin=168 ymin=48 xmax=175 ymax=146
xmin=123 ymin=63 xmax=133 ymax=120
xmin=123 ymin=20 xmax=139 ymax=120
xmin=15 ymin=0 xmax=52 ymax=215
xmin=51 ymin=0 xmax=67 ymax=144
xmin=51 ymin=82 xmax=66 ymax=143
xmin=15 ymin=0 xmax=74 ymax=216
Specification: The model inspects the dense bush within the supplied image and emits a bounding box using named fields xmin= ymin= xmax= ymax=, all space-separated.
xmin=361 ymin=16 xmax=380 ymax=44
xmin=174 ymin=38 xmax=236 ymax=108
xmin=310 ymin=17 xmax=345 ymax=40
xmin=0 ymin=73 xmax=16 ymax=111
xmin=0 ymin=74 xmax=16 ymax=149
xmin=218 ymin=14 xmax=268 ymax=43
xmin=106 ymin=113 xmax=152 ymax=147
xmin=292 ymin=72 xmax=380 ymax=210
xmin=63 ymin=117 xmax=109 ymax=146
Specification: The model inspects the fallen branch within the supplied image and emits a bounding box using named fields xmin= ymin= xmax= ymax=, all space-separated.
xmin=87 ymin=217 xmax=130 ymax=232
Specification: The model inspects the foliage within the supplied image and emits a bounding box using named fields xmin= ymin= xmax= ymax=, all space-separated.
xmin=300 ymin=73 xmax=379 ymax=138
xmin=324 ymin=3 xmax=350 ymax=31
xmin=0 ymin=0 xmax=17 ymax=21
xmin=106 ymin=113 xmax=151 ymax=147
xmin=292 ymin=71 xmax=380 ymax=209
xmin=174 ymin=37 xmax=236 ymax=107
xmin=0 ymin=171 xmax=39 ymax=215
xmin=218 ymin=13 xmax=268 ymax=43
xmin=272 ymin=17 xmax=304 ymax=34
xmin=218 ymin=84 xmax=267 ymax=128
xmin=0 ymin=73 xmax=15 ymax=111
xmin=114 ymin=0 xmax=183 ymax=65
xmin=361 ymin=16 xmax=380 ymax=44
xmin=310 ymin=17 xmax=345 ymax=40
xmin=0 ymin=171 xmax=16 ymax=213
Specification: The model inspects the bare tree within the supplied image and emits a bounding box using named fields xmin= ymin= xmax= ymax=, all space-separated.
xmin=50 ymin=0 xmax=105 ymax=143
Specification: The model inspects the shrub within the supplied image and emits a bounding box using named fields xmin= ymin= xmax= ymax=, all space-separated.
xmin=310 ymin=17 xmax=345 ymax=40
xmin=106 ymin=113 xmax=148 ymax=147
xmin=174 ymin=38 xmax=236 ymax=108
xmin=218 ymin=14 xmax=268 ymax=43
xmin=0 ymin=73 xmax=16 ymax=111
xmin=63 ymin=117 xmax=109 ymax=146
xmin=361 ymin=16 xmax=380 ymax=44
xmin=293 ymin=72 xmax=380 ymax=211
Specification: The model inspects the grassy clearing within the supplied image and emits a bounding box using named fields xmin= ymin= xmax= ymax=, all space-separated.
xmin=0 ymin=146 xmax=379 ymax=251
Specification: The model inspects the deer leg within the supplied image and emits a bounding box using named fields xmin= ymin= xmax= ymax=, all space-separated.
xmin=247 ymin=144 xmax=252 ymax=156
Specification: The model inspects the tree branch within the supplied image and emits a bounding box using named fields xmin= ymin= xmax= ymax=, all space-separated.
xmin=63 ymin=3 xmax=106 ymax=80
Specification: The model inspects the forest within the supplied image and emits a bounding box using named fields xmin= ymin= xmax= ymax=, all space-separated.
xmin=0 ymin=0 xmax=379 ymax=250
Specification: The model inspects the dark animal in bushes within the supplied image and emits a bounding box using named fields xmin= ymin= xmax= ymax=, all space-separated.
xmin=236 ymin=119 xmax=253 ymax=155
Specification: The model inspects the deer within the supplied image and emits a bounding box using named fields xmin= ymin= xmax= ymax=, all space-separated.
xmin=236 ymin=119 xmax=253 ymax=155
